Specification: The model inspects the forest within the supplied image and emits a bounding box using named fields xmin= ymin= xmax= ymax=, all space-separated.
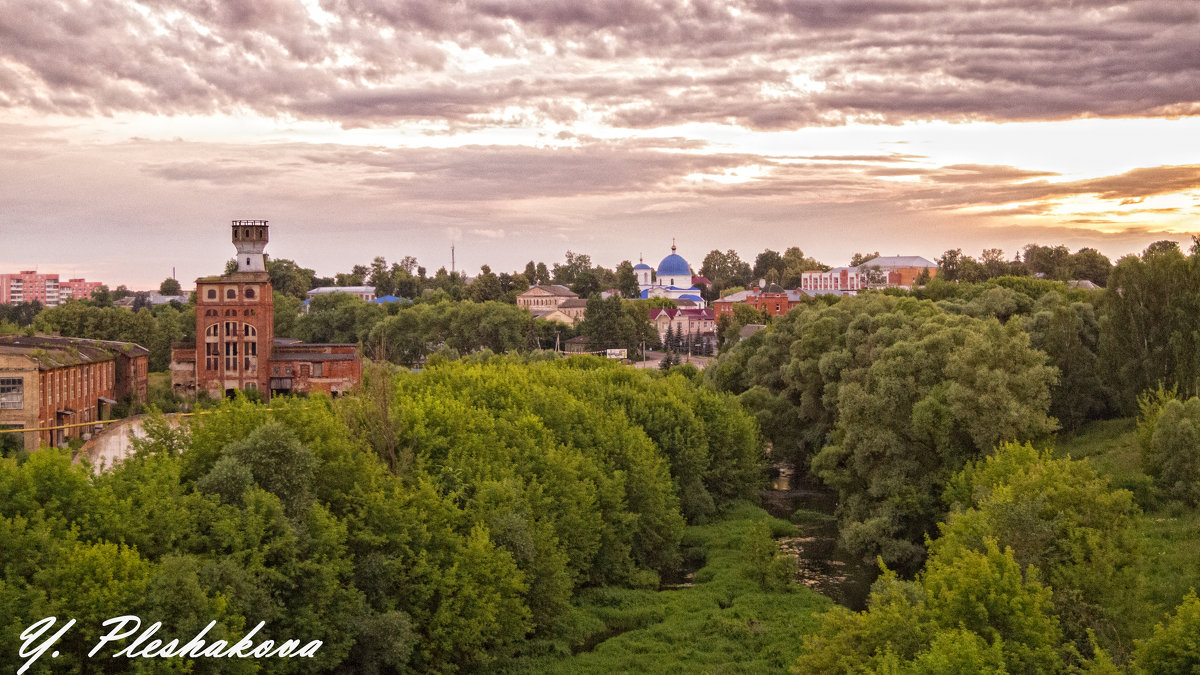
xmin=3 ymin=240 xmax=1200 ymax=672
xmin=706 ymin=239 xmax=1200 ymax=672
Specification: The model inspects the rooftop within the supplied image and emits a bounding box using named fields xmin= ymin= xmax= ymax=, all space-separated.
xmin=0 ymin=334 xmax=148 ymax=369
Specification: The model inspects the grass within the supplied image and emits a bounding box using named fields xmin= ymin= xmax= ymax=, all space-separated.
xmin=1051 ymin=418 xmax=1200 ymax=636
xmin=499 ymin=502 xmax=831 ymax=674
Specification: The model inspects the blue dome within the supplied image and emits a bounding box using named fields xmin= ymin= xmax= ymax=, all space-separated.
xmin=657 ymin=253 xmax=690 ymax=277
xmin=633 ymin=262 xmax=651 ymax=270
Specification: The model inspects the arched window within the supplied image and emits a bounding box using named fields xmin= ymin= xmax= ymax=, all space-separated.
xmin=243 ymin=324 xmax=257 ymax=337
xmin=226 ymin=289 xmax=236 ymax=300
xmin=245 ymin=288 xmax=256 ymax=299
xmin=205 ymin=324 xmax=219 ymax=337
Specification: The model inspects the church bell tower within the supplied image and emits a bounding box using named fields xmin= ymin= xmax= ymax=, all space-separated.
xmin=232 ymin=220 xmax=269 ymax=273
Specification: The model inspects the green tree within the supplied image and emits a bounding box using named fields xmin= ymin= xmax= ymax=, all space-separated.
xmin=470 ymin=264 xmax=503 ymax=302
xmin=941 ymin=442 xmax=1143 ymax=660
xmin=159 ymin=277 xmax=182 ymax=295
xmin=848 ymin=251 xmax=880 ymax=267
xmin=1130 ymin=591 xmax=1200 ymax=674
xmin=616 ymin=260 xmax=640 ymax=298
xmin=1140 ymin=397 xmax=1200 ymax=505
xmin=1100 ymin=240 xmax=1200 ymax=410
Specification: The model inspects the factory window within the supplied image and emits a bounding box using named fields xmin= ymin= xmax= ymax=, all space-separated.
xmin=312 ymin=363 xmax=323 ymax=377
xmin=206 ymin=324 xmax=219 ymax=338
xmin=245 ymin=288 xmax=256 ymax=299
xmin=243 ymin=324 xmax=257 ymax=337
xmin=248 ymin=342 xmax=257 ymax=356
xmin=224 ymin=322 xmax=237 ymax=337
xmin=207 ymin=289 xmax=216 ymax=300
xmin=0 ymin=378 xmax=22 ymax=409
xmin=226 ymin=289 xmax=236 ymax=300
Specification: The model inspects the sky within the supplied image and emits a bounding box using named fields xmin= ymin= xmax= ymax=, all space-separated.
xmin=1 ymin=0 xmax=1198 ymax=289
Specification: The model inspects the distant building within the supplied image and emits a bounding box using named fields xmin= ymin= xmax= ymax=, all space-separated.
xmin=517 ymin=284 xmax=579 ymax=312
xmin=712 ymin=284 xmax=810 ymax=321
xmin=0 ymin=334 xmax=148 ymax=451
xmin=170 ymin=221 xmax=362 ymax=400
xmin=113 ymin=293 xmax=189 ymax=309
xmin=0 ymin=271 xmax=60 ymax=306
xmin=649 ymin=308 xmax=716 ymax=344
xmin=563 ymin=336 xmax=593 ymax=354
xmin=307 ymin=285 xmax=377 ymax=302
xmin=0 ymin=272 xmax=107 ymax=306
xmin=800 ymin=255 xmax=937 ymax=293
xmin=635 ymin=241 xmax=707 ymax=308
xmin=60 ymin=278 xmax=102 ymax=301
xmin=738 ymin=323 xmax=767 ymax=341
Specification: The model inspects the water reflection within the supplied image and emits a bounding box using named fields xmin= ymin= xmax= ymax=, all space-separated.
xmin=762 ymin=464 xmax=875 ymax=611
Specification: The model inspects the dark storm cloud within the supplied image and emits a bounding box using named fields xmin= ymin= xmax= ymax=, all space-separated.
xmin=0 ymin=0 xmax=1196 ymax=128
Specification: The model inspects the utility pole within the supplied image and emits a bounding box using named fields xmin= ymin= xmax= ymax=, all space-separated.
xmin=451 ymin=245 xmax=456 ymax=275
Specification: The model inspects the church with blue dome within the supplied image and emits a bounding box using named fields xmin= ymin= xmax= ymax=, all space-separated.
xmin=635 ymin=240 xmax=706 ymax=308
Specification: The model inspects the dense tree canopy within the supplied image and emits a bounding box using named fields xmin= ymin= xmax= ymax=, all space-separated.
xmin=0 ymin=357 xmax=763 ymax=673
xmin=709 ymin=294 xmax=1058 ymax=570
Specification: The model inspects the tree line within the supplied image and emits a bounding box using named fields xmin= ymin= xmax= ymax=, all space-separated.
xmin=0 ymin=357 xmax=762 ymax=673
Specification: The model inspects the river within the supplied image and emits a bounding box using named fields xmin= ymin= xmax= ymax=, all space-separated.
xmin=761 ymin=463 xmax=875 ymax=611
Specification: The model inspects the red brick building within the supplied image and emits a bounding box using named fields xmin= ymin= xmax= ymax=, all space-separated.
xmin=193 ymin=221 xmax=276 ymax=397
xmin=269 ymin=341 xmax=363 ymax=397
xmin=712 ymin=284 xmax=810 ymax=321
xmin=0 ymin=335 xmax=149 ymax=451
xmin=171 ymin=220 xmax=362 ymax=400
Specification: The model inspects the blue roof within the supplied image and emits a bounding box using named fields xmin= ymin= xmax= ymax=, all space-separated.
xmin=633 ymin=262 xmax=651 ymax=270
xmin=372 ymin=295 xmax=410 ymax=304
xmin=680 ymin=294 xmax=703 ymax=302
xmin=639 ymin=289 xmax=650 ymax=299
xmin=657 ymin=253 xmax=690 ymax=277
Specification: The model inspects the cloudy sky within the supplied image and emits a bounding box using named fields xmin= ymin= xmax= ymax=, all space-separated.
xmin=1 ymin=0 xmax=1198 ymax=288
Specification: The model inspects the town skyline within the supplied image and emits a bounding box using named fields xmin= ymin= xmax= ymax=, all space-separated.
xmin=2 ymin=0 xmax=1198 ymax=289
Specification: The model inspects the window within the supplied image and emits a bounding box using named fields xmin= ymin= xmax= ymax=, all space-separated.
xmin=243 ymin=324 xmax=257 ymax=337
xmin=225 ymin=342 xmax=239 ymax=371
xmin=248 ymin=342 xmax=257 ymax=356
xmin=0 ymin=378 xmax=22 ymax=409
xmin=207 ymin=289 xmax=216 ymax=300
xmin=226 ymin=289 xmax=236 ymax=300
xmin=312 ymin=363 xmax=323 ymax=377
xmin=224 ymin=322 xmax=237 ymax=337
xmin=245 ymin=288 xmax=256 ymax=299
xmin=206 ymin=324 xmax=219 ymax=338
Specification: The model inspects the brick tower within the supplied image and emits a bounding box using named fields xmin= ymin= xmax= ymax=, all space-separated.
xmin=194 ymin=220 xmax=275 ymax=398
